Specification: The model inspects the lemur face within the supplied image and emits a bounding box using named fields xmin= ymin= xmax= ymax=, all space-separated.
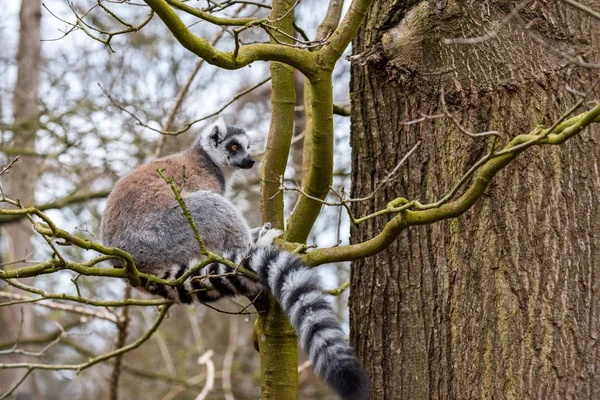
xmin=199 ymin=119 xmax=255 ymax=170
xmin=221 ymin=130 xmax=254 ymax=169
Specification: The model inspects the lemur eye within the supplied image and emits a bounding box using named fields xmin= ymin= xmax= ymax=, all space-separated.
xmin=230 ymin=144 xmax=238 ymax=152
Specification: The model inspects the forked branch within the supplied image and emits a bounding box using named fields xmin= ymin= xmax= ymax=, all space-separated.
xmin=303 ymin=104 xmax=600 ymax=266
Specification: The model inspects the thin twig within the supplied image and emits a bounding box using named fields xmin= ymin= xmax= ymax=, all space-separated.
xmin=561 ymin=0 xmax=600 ymax=20
xmin=0 ymin=369 xmax=33 ymax=400
xmin=442 ymin=0 xmax=535 ymax=45
xmin=0 ymin=321 xmax=66 ymax=358
xmin=102 ymin=77 xmax=271 ymax=136
xmin=440 ymin=89 xmax=502 ymax=139
xmin=154 ymin=27 xmax=228 ymax=157
xmin=324 ymin=280 xmax=350 ymax=296
xmin=0 ymin=156 xmax=20 ymax=176
xmin=0 ymin=291 xmax=120 ymax=323
xmin=109 ymin=286 xmax=133 ymax=400
xmin=194 ymin=350 xmax=215 ymax=400
xmin=3 ymin=279 xmax=170 ymax=307
xmin=0 ymin=304 xmax=171 ymax=372
xmin=221 ymin=316 xmax=238 ymax=400
xmin=157 ymin=169 xmax=208 ymax=254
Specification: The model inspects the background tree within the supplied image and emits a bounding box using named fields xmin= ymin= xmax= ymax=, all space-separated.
xmin=0 ymin=1 xmax=42 ymax=397
xmin=350 ymin=1 xmax=600 ymax=398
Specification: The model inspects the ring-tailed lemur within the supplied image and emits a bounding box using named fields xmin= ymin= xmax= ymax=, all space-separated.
xmin=100 ymin=119 xmax=369 ymax=400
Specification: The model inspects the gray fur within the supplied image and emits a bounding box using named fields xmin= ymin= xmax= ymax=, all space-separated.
xmin=100 ymin=120 xmax=369 ymax=400
xmin=104 ymin=190 xmax=251 ymax=277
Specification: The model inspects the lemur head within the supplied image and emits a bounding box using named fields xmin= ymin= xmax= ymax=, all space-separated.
xmin=196 ymin=118 xmax=255 ymax=170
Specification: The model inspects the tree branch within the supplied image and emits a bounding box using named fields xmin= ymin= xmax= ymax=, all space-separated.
xmin=303 ymin=104 xmax=600 ymax=266
xmin=0 ymin=190 xmax=110 ymax=224
xmin=165 ymin=0 xmax=257 ymax=25
xmin=0 ymin=305 xmax=171 ymax=372
xmin=143 ymin=0 xmax=317 ymax=76
xmin=3 ymin=278 xmax=171 ymax=307
xmin=285 ymin=72 xmax=334 ymax=243
xmin=319 ymin=0 xmax=373 ymax=66
xmin=260 ymin=0 xmax=296 ymax=229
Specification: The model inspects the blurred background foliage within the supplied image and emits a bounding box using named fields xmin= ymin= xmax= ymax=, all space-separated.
xmin=0 ymin=1 xmax=354 ymax=398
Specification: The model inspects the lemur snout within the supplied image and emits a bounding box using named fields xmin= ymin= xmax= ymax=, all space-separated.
xmin=240 ymin=156 xmax=255 ymax=169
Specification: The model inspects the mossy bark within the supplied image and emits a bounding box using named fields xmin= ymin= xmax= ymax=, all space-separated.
xmin=256 ymin=1 xmax=298 ymax=398
xmin=350 ymin=1 xmax=600 ymax=399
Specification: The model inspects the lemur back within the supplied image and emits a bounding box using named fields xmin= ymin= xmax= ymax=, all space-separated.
xmin=100 ymin=119 xmax=370 ymax=400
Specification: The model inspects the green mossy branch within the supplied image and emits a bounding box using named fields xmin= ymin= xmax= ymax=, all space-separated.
xmin=3 ymin=278 xmax=171 ymax=307
xmin=156 ymin=168 xmax=259 ymax=283
xmin=285 ymin=72 xmax=334 ymax=243
xmin=255 ymin=1 xmax=299 ymax=399
xmin=298 ymin=0 xmax=344 ymax=214
xmin=144 ymin=0 xmax=374 ymax=74
xmin=143 ymin=0 xmax=318 ymax=75
xmin=318 ymin=0 xmax=373 ymax=67
xmin=259 ymin=0 xmax=296 ymax=229
xmin=0 ymin=255 xmax=122 ymax=281
xmin=0 ymin=190 xmax=110 ymax=224
xmin=157 ymin=168 xmax=208 ymax=254
xmin=303 ymin=104 xmax=600 ymax=266
xmin=31 ymin=222 xmax=140 ymax=287
xmin=165 ymin=0 xmax=257 ymax=26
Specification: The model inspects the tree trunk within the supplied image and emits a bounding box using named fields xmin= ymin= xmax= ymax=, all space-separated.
xmin=350 ymin=1 xmax=600 ymax=399
xmin=0 ymin=1 xmax=42 ymax=398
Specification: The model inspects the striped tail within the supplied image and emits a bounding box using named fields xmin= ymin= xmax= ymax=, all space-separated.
xmin=245 ymin=246 xmax=370 ymax=400
xmin=140 ymin=246 xmax=370 ymax=400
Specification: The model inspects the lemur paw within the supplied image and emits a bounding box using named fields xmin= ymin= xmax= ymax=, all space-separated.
xmin=250 ymin=222 xmax=271 ymax=243
xmin=256 ymin=229 xmax=283 ymax=247
xmin=251 ymin=223 xmax=283 ymax=246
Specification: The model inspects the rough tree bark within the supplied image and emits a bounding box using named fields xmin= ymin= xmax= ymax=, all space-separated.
xmin=0 ymin=0 xmax=42 ymax=398
xmin=350 ymin=1 xmax=600 ymax=399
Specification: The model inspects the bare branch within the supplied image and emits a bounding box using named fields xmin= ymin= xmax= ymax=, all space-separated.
xmin=194 ymin=350 xmax=216 ymax=400
xmin=0 ymin=189 xmax=110 ymax=224
xmin=278 ymin=141 xmax=420 ymax=225
xmin=221 ymin=316 xmax=238 ymax=400
xmin=561 ymin=0 xmax=600 ymax=20
xmin=3 ymin=278 xmax=170 ymax=307
xmin=53 ymin=2 xmax=154 ymax=52
xmin=324 ymin=280 xmax=350 ymax=296
xmin=102 ymin=77 xmax=271 ymax=136
xmin=109 ymin=286 xmax=133 ymax=400
xmin=143 ymin=0 xmax=318 ymax=75
xmin=0 ymin=321 xmax=66 ymax=358
xmin=0 ymin=156 xmax=20 ymax=176
xmin=0 ymin=369 xmax=33 ymax=400
xmin=0 ymin=304 xmax=172 ymax=372
xmin=165 ymin=0 xmax=256 ymax=26
xmin=154 ymin=27 xmax=229 ymax=156
xmin=0 ymin=292 xmax=120 ymax=323
xmin=332 ymin=103 xmax=350 ymax=116
xmin=439 ymin=89 xmax=502 ymax=139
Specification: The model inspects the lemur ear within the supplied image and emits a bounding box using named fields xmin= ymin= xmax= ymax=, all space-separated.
xmin=214 ymin=117 xmax=227 ymax=137
xmin=203 ymin=118 xmax=228 ymax=147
